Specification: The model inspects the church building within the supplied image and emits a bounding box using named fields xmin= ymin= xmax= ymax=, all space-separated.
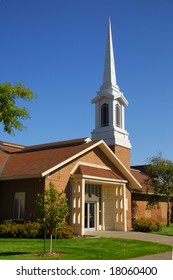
xmin=0 ymin=20 xmax=171 ymax=235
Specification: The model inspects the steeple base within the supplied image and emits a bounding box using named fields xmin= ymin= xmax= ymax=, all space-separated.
xmin=109 ymin=144 xmax=131 ymax=170
xmin=91 ymin=126 xmax=131 ymax=149
xmin=91 ymin=126 xmax=131 ymax=170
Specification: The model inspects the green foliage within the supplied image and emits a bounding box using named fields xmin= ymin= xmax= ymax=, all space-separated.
xmin=146 ymin=152 xmax=173 ymax=226
xmin=37 ymin=182 xmax=69 ymax=235
xmin=133 ymin=218 xmax=161 ymax=232
xmin=37 ymin=182 xmax=70 ymax=253
xmin=0 ymin=220 xmax=41 ymax=238
xmin=146 ymin=153 xmax=173 ymax=197
xmin=0 ymin=82 xmax=36 ymax=134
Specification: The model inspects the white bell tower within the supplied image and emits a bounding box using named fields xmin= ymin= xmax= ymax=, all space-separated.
xmin=91 ymin=19 xmax=131 ymax=153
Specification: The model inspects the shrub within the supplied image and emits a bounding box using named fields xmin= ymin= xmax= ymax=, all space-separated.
xmin=0 ymin=220 xmax=41 ymax=238
xmin=57 ymin=222 xmax=74 ymax=239
xmin=133 ymin=217 xmax=161 ymax=232
xmin=20 ymin=221 xmax=41 ymax=238
xmin=0 ymin=220 xmax=73 ymax=238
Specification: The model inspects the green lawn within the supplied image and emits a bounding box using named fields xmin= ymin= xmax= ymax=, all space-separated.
xmin=154 ymin=223 xmax=173 ymax=236
xmin=0 ymin=237 xmax=171 ymax=260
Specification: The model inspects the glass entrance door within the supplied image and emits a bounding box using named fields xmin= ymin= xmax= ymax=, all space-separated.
xmin=85 ymin=202 xmax=96 ymax=230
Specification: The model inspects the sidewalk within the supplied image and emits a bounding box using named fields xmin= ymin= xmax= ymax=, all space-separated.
xmin=84 ymin=231 xmax=173 ymax=260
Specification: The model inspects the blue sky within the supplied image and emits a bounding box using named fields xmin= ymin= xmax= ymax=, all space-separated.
xmin=0 ymin=0 xmax=173 ymax=165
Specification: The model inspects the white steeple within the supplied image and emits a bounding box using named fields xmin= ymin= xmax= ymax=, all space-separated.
xmin=102 ymin=17 xmax=117 ymax=89
xmin=91 ymin=19 xmax=131 ymax=150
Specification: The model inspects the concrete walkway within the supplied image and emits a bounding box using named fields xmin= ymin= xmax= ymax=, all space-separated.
xmin=85 ymin=231 xmax=173 ymax=260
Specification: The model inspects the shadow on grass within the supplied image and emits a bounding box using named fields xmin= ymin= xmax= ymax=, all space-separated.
xmin=0 ymin=251 xmax=29 ymax=257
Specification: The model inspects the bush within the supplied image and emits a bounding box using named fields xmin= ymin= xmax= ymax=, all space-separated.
xmin=57 ymin=222 xmax=74 ymax=239
xmin=20 ymin=221 xmax=41 ymax=238
xmin=133 ymin=218 xmax=161 ymax=232
xmin=0 ymin=220 xmax=73 ymax=238
xmin=0 ymin=220 xmax=41 ymax=238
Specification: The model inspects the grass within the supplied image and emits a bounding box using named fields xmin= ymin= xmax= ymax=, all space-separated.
xmin=0 ymin=237 xmax=172 ymax=260
xmin=153 ymin=223 xmax=173 ymax=236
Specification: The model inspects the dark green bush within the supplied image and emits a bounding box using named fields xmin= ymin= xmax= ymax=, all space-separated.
xmin=0 ymin=220 xmax=41 ymax=238
xmin=133 ymin=217 xmax=161 ymax=232
xmin=0 ymin=220 xmax=73 ymax=238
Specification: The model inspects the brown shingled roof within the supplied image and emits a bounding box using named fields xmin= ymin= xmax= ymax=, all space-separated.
xmin=131 ymin=168 xmax=149 ymax=192
xmin=0 ymin=140 xmax=95 ymax=179
xmin=0 ymin=137 xmax=143 ymax=190
xmin=0 ymin=141 xmax=25 ymax=153
xmin=73 ymin=164 xmax=126 ymax=181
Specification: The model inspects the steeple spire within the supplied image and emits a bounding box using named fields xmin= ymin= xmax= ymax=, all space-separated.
xmin=91 ymin=18 xmax=131 ymax=163
xmin=102 ymin=18 xmax=117 ymax=90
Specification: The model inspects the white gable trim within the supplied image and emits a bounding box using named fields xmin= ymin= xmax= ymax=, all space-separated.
xmin=41 ymin=139 xmax=142 ymax=190
xmin=41 ymin=141 xmax=102 ymax=177
xmin=72 ymin=174 xmax=127 ymax=185
xmin=98 ymin=141 xmax=142 ymax=190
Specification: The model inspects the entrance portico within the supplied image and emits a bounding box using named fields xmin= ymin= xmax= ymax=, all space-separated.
xmin=71 ymin=163 xmax=128 ymax=235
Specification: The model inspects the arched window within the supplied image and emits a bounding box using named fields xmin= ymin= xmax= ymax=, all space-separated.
xmin=101 ymin=103 xmax=109 ymax=127
xmin=116 ymin=104 xmax=121 ymax=127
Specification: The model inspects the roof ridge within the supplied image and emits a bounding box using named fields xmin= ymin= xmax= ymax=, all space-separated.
xmin=0 ymin=141 xmax=25 ymax=150
xmin=20 ymin=137 xmax=91 ymax=153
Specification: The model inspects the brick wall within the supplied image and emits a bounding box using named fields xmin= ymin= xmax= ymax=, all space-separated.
xmin=0 ymin=178 xmax=44 ymax=222
xmin=109 ymin=145 xmax=131 ymax=170
xmin=132 ymin=193 xmax=169 ymax=224
xmin=46 ymin=147 xmax=126 ymax=193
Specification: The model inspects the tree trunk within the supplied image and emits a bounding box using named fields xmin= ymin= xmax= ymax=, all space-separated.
xmin=50 ymin=234 xmax=53 ymax=254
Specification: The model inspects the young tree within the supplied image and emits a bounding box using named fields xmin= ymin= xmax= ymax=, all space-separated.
xmin=37 ymin=182 xmax=69 ymax=254
xmin=0 ymin=82 xmax=35 ymax=134
xmin=146 ymin=153 xmax=173 ymax=226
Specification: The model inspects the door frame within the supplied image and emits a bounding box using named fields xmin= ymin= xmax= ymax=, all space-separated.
xmin=84 ymin=202 xmax=96 ymax=231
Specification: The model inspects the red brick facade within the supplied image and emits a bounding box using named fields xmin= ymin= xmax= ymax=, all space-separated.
xmin=109 ymin=145 xmax=131 ymax=170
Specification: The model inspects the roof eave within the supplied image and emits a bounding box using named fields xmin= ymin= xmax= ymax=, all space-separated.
xmin=0 ymin=174 xmax=42 ymax=181
xmin=98 ymin=141 xmax=142 ymax=190
xmin=41 ymin=139 xmax=142 ymax=191
xmin=71 ymin=173 xmax=127 ymax=184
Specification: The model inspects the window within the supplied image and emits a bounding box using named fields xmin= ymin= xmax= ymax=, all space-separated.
xmin=101 ymin=103 xmax=109 ymax=127
xmin=116 ymin=104 xmax=121 ymax=127
xmin=13 ymin=192 xmax=25 ymax=220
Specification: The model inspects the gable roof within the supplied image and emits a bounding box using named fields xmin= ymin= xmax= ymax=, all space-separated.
xmin=71 ymin=162 xmax=127 ymax=183
xmin=0 ymin=137 xmax=142 ymax=190
xmin=0 ymin=140 xmax=25 ymax=153
xmin=0 ymin=138 xmax=93 ymax=179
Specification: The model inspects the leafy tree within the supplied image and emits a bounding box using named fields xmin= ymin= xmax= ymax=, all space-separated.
xmin=146 ymin=153 xmax=173 ymax=226
xmin=37 ymin=182 xmax=69 ymax=254
xmin=0 ymin=82 xmax=35 ymax=134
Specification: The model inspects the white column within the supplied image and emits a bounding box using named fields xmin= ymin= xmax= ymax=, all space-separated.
xmin=81 ymin=179 xmax=85 ymax=235
xmin=123 ymin=184 xmax=127 ymax=231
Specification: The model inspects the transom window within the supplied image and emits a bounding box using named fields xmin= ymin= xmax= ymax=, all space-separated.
xmin=85 ymin=184 xmax=101 ymax=198
xmin=101 ymin=103 xmax=109 ymax=127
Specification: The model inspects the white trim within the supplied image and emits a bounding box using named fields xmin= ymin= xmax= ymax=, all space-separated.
xmin=123 ymin=184 xmax=127 ymax=231
xmin=41 ymin=139 xmax=141 ymax=190
xmin=98 ymin=141 xmax=142 ymax=190
xmin=72 ymin=174 xmax=127 ymax=184
xmin=42 ymin=141 xmax=102 ymax=177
